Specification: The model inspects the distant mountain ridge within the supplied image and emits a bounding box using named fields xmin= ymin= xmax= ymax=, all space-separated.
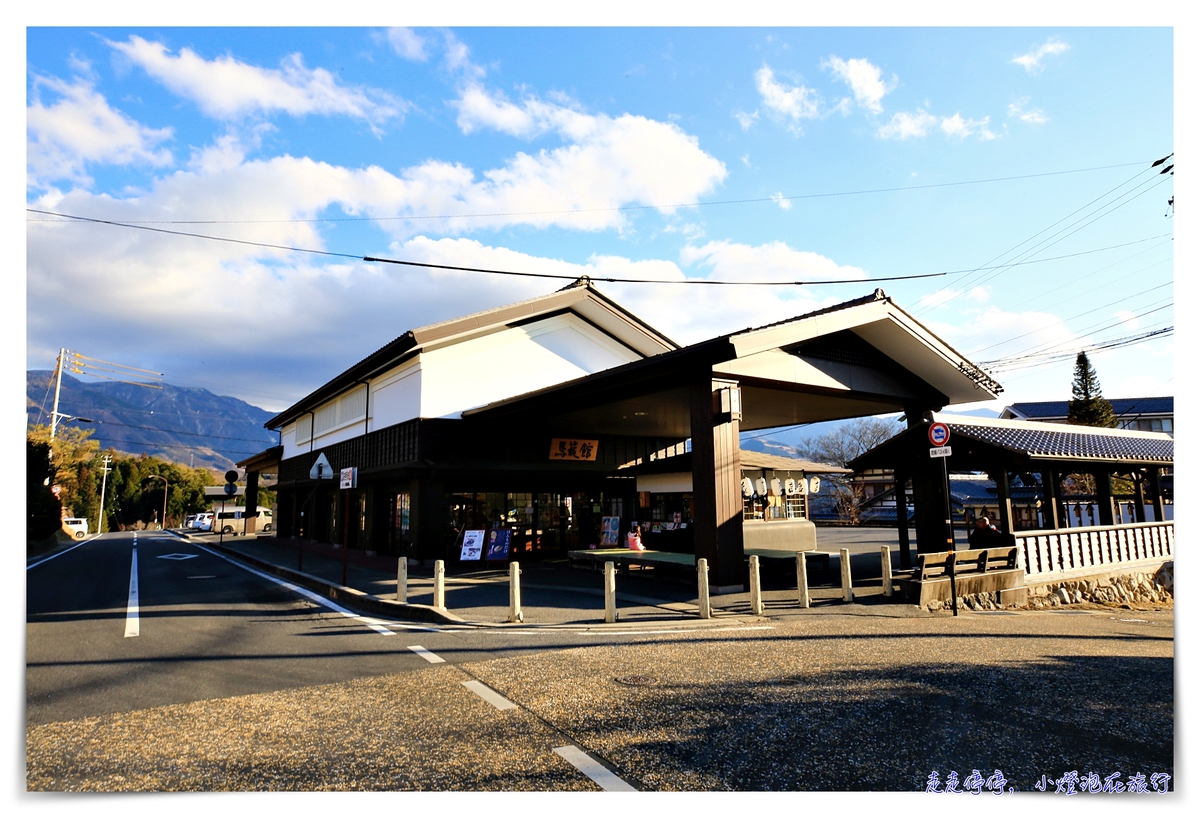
xmin=27 ymin=371 xmax=277 ymax=470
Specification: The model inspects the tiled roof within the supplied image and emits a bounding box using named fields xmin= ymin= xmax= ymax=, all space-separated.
xmin=939 ymin=415 xmax=1173 ymax=463
xmin=1004 ymin=396 xmax=1173 ymax=420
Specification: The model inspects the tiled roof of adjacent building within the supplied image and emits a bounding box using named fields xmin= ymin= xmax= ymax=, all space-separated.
xmin=1001 ymin=396 xmax=1173 ymax=420
xmin=935 ymin=413 xmax=1173 ymax=464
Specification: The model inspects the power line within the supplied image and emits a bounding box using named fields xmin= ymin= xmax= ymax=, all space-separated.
xmin=26 ymin=207 xmax=1172 ymax=288
xmin=22 ymin=160 xmax=1154 ymax=225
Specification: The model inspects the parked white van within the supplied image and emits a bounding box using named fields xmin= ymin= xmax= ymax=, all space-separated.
xmin=212 ymin=506 xmax=273 ymax=534
xmin=62 ymin=518 xmax=89 ymax=539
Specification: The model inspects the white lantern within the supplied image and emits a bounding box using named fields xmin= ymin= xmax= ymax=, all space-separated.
xmin=809 ymin=476 xmax=821 ymax=494
xmin=741 ymin=477 xmax=754 ymax=497
xmin=784 ymin=478 xmax=798 ymax=495
xmin=755 ymin=477 xmax=767 ymax=496
xmin=770 ymin=478 xmax=783 ymax=497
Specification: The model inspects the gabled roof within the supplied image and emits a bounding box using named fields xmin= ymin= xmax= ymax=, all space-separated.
xmin=266 ymin=279 xmax=677 ymax=429
xmin=1000 ymin=396 xmax=1173 ymax=421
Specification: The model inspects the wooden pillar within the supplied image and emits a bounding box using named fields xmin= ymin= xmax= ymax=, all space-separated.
xmin=893 ymin=468 xmax=912 ymax=568
xmin=992 ymin=469 xmax=1014 ymax=534
xmin=414 ymin=478 xmax=446 ymax=561
xmin=243 ymin=471 xmax=260 ymax=534
xmin=690 ymin=377 xmax=744 ymax=592
xmin=1148 ymin=468 xmax=1166 ymax=522
xmin=1039 ymin=468 xmax=1060 ymax=530
xmin=1133 ymin=471 xmax=1148 ymax=523
xmin=1094 ymin=470 xmax=1115 ymax=526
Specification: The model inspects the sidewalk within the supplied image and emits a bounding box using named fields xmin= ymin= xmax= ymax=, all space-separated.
xmin=178 ymin=531 xmax=914 ymax=628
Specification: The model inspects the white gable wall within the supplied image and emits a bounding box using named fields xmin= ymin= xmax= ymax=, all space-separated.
xmin=279 ymin=312 xmax=642 ymax=459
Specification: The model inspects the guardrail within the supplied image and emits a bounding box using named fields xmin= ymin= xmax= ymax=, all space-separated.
xmin=1015 ymin=521 xmax=1173 ymax=578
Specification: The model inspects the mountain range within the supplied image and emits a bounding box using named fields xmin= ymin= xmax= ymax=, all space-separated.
xmin=27 ymin=371 xmax=278 ymax=471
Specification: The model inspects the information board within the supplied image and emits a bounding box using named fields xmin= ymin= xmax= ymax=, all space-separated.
xmin=460 ymin=529 xmax=486 ymax=561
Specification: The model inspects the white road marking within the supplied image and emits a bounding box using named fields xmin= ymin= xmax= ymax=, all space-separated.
xmin=192 ymin=544 xmax=420 ymax=636
xmin=124 ymin=547 xmax=140 ymax=638
xmin=157 ymin=553 xmax=199 ymax=560
xmin=407 ymin=645 xmax=445 ymax=663
xmin=553 ymin=745 xmax=636 ymax=791
xmin=462 ymin=680 xmax=517 ymax=710
xmin=26 ymin=535 xmax=100 ymax=570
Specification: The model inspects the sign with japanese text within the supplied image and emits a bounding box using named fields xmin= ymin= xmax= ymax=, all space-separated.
xmin=930 ymin=446 xmax=952 ymax=458
xmin=549 ymin=438 xmax=599 ymax=461
xmin=460 ymin=529 xmax=486 ymax=561
xmin=486 ymin=529 xmax=512 ymax=560
xmin=339 ymin=467 xmax=357 ymax=489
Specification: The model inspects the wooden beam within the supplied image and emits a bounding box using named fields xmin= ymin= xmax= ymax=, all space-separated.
xmin=689 ymin=377 xmax=744 ymax=591
xmin=1039 ymin=468 xmax=1060 ymax=530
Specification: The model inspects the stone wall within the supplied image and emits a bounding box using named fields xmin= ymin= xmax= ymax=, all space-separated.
xmin=921 ymin=561 xmax=1173 ymax=613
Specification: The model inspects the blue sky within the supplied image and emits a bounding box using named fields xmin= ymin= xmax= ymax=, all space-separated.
xmin=24 ymin=22 xmax=1176 ymax=425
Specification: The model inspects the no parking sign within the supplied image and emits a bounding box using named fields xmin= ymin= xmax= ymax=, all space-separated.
xmin=928 ymin=422 xmax=950 ymax=447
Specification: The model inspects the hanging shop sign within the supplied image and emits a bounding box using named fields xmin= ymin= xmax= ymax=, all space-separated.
xmin=548 ymin=438 xmax=599 ymax=461
xmin=339 ymin=467 xmax=357 ymax=489
xmin=486 ymin=529 xmax=512 ymax=561
xmin=460 ymin=529 xmax=486 ymax=561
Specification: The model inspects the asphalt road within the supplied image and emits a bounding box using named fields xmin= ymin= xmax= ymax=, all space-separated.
xmin=26 ymin=531 xmax=1175 ymax=792
xmin=26 ymin=531 xmax=761 ymax=727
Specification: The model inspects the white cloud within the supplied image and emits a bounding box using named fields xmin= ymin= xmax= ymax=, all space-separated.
xmin=453 ymin=85 xmax=593 ymax=139
xmin=1012 ymin=38 xmax=1069 ymax=74
xmin=680 ymin=240 xmax=867 ymax=283
xmin=387 ymin=28 xmax=428 ymax=61
xmin=822 ymin=55 xmax=895 ymax=114
xmin=941 ymin=113 xmax=999 ymax=141
xmin=1008 ymin=98 xmax=1049 ymax=124
xmin=27 ymin=75 xmax=173 ymax=187
xmin=734 ymin=109 xmax=759 ymax=131
xmin=878 ymin=109 xmax=999 ymax=141
xmin=770 ymin=192 xmax=792 ymax=211
xmin=740 ymin=154 xmax=751 ymax=167
xmin=877 ymin=109 xmax=939 ymax=139
xmin=441 ymin=29 xmax=486 ymax=80
xmin=107 ymin=35 xmax=404 ymax=132
xmin=754 ymin=65 xmax=823 ymax=134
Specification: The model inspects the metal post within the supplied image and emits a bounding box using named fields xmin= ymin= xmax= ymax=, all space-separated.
xmin=97 ymin=454 xmax=112 ymax=534
xmin=948 ymin=552 xmax=959 ymax=617
xmin=397 ymin=557 xmax=407 ymax=603
xmin=433 ymin=559 xmax=445 ymax=609
xmin=604 ymin=561 xmax=617 ymax=623
xmin=341 ymin=489 xmax=350 ymax=586
xmin=748 ymin=555 xmax=764 ymax=615
xmin=796 ymin=552 xmax=810 ymax=608
xmin=508 ymin=561 xmax=523 ymax=623
xmin=697 ymin=557 xmax=711 ymax=619
xmin=881 ymin=545 xmax=893 ymax=597
xmin=840 ymin=548 xmax=854 ymax=602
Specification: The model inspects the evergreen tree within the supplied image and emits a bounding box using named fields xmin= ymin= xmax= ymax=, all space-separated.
xmin=1067 ymin=352 xmax=1117 ymax=427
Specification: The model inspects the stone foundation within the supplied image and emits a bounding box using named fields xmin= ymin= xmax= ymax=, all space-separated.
xmin=1026 ymin=564 xmax=1173 ymax=609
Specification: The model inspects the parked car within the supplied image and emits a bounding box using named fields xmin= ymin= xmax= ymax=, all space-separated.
xmin=62 ymin=518 xmax=89 ymax=539
xmin=192 ymin=512 xmax=213 ymax=531
xmin=212 ymin=506 xmax=273 ymax=534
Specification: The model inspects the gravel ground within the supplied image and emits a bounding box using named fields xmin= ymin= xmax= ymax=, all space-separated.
xmin=26 ymin=606 xmax=1172 ymax=792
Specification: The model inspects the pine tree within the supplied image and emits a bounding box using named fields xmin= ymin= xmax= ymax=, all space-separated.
xmin=1067 ymin=351 xmax=1117 ymax=427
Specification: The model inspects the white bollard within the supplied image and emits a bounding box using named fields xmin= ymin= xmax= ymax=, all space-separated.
xmin=697 ymin=557 xmax=711 ymax=619
xmin=796 ymin=552 xmax=810 ymax=608
xmin=397 ymin=557 xmax=408 ymax=603
xmin=881 ymin=545 xmax=893 ymax=597
xmin=508 ymin=561 xmax=523 ymax=623
xmin=749 ymin=555 xmax=764 ymax=615
xmin=604 ymin=561 xmax=617 ymax=623
xmin=840 ymin=548 xmax=854 ymax=602
xmin=433 ymin=559 xmax=446 ymax=609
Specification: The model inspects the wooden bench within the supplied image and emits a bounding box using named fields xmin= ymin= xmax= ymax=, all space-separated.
xmin=915 ymin=546 xmax=1018 ymax=580
xmin=898 ymin=544 xmax=1024 ymax=606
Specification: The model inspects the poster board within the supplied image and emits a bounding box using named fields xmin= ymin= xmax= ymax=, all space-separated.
xmin=600 ymin=516 xmax=621 ymax=546
xmin=460 ymin=529 xmax=486 ymax=561
xmin=486 ymin=529 xmax=512 ymax=561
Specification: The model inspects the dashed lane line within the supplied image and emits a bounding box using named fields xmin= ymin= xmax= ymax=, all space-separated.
xmin=461 ymin=680 xmax=517 ymax=710
xmin=553 ymin=745 xmax=637 ymax=792
xmin=192 ymin=543 xmax=441 ymax=636
xmin=124 ymin=545 xmax=139 ymax=638
xmin=407 ymin=645 xmax=445 ymax=663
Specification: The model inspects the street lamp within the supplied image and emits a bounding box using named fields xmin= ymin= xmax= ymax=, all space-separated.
xmin=144 ymin=475 xmax=168 ymax=531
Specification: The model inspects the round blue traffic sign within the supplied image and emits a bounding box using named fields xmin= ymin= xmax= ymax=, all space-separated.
xmin=928 ymin=422 xmax=950 ymax=446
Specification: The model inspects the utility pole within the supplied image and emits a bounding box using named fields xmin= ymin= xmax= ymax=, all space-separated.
xmin=50 ymin=348 xmax=65 ymax=440
xmin=97 ymin=454 xmax=112 ymax=534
